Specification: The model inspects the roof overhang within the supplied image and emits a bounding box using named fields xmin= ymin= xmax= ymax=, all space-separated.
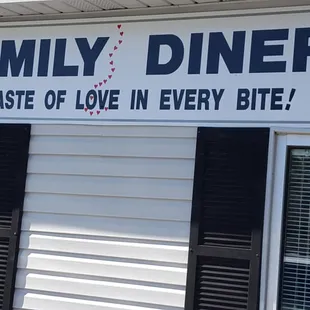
xmin=0 ymin=0 xmax=309 ymax=23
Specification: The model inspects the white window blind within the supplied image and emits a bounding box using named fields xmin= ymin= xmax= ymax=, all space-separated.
xmin=280 ymin=149 xmax=310 ymax=310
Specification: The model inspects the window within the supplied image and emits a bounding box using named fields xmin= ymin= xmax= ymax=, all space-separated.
xmin=279 ymin=148 xmax=310 ymax=310
xmin=265 ymin=134 xmax=310 ymax=310
xmin=185 ymin=127 xmax=270 ymax=310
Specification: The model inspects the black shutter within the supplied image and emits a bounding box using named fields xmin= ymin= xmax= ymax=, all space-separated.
xmin=185 ymin=127 xmax=270 ymax=310
xmin=0 ymin=124 xmax=30 ymax=310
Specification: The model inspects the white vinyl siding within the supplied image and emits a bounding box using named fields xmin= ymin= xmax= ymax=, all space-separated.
xmin=13 ymin=125 xmax=197 ymax=310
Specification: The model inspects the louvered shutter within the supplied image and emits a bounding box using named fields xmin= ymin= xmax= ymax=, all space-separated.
xmin=185 ymin=127 xmax=270 ymax=310
xmin=0 ymin=124 xmax=30 ymax=310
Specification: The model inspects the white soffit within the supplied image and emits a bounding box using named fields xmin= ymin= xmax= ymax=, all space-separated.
xmin=0 ymin=0 xmax=308 ymax=21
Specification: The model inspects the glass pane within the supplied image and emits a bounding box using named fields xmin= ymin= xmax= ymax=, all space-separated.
xmin=280 ymin=149 xmax=310 ymax=310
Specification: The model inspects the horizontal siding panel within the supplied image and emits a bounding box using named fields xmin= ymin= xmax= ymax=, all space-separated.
xmin=29 ymin=136 xmax=196 ymax=159
xmin=15 ymin=271 xmax=185 ymax=307
xmin=31 ymin=125 xmax=197 ymax=138
xmin=17 ymin=251 xmax=186 ymax=286
xmin=27 ymin=155 xmax=194 ymax=179
xmin=19 ymin=233 xmax=188 ymax=264
xmin=14 ymin=290 xmax=184 ymax=310
xmin=21 ymin=212 xmax=190 ymax=242
xmin=25 ymin=174 xmax=193 ymax=200
xmin=24 ymin=193 xmax=191 ymax=222
xmin=16 ymin=125 xmax=196 ymax=310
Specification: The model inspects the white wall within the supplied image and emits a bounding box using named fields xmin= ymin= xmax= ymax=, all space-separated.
xmin=13 ymin=124 xmax=197 ymax=310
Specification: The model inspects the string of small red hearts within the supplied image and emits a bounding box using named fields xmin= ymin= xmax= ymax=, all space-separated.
xmin=84 ymin=24 xmax=124 ymax=116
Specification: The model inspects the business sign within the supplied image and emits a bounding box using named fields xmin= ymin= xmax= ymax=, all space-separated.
xmin=1 ymin=12 xmax=310 ymax=124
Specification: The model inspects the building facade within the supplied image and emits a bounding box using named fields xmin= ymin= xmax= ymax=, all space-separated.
xmin=0 ymin=1 xmax=309 ymax=309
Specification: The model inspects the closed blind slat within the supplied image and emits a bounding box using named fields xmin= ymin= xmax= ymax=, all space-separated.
xmin=280 ymin=149 xmax=310 ymax=310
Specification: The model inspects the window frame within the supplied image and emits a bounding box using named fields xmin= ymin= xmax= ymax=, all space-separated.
xmin=263 ymin=131 xmax=310 ymax=310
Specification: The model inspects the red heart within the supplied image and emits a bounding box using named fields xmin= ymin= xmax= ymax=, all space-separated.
xmin=109 ymin=53 xmax=113 ymax=57
xmin=111 ymin=68 xmax=115 ymax=72
xmin=90 ymin=95 xmax=94 ymax=100
xmin=84 ymin=107 xmax=88 ymax=112
xmin=90 ymin=111 xmax=93 ymax=116
xmin=120 ymin=32 xmax=124 ymax=36
xmin=105 ymin=107 xmax=108 ymax=111
xmin=108 ymin=75 xmax=112 ymax=79
xmin=103 ymin=79 xmax=107 ymax=84
xmin=99 ymin=82 xmax=102 ymax=86
xmin=119 ymin=40 xmax=123 ymax=45
xmin=110 ymin=61 xmax=114 ymax=65
xmin=94 ymin=84 xmax=98 ymax=88
xmin=114 ymin=46 xmax=118 ymax=51
xmin=97 ymin=110 xmax=101 ymax=115
xmin=117 ymin=24 xmax=122 ymax=29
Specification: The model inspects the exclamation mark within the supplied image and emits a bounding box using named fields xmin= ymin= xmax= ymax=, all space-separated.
xmin=286 ymin=88 xmax=296 ymax=111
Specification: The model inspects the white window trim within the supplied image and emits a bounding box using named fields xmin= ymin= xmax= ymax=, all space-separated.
xmin=262 ymin=130 xmax=310 ymax=310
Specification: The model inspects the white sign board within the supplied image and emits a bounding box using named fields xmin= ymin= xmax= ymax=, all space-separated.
xmin=1 ymin=12 xmax=310 ymax=125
